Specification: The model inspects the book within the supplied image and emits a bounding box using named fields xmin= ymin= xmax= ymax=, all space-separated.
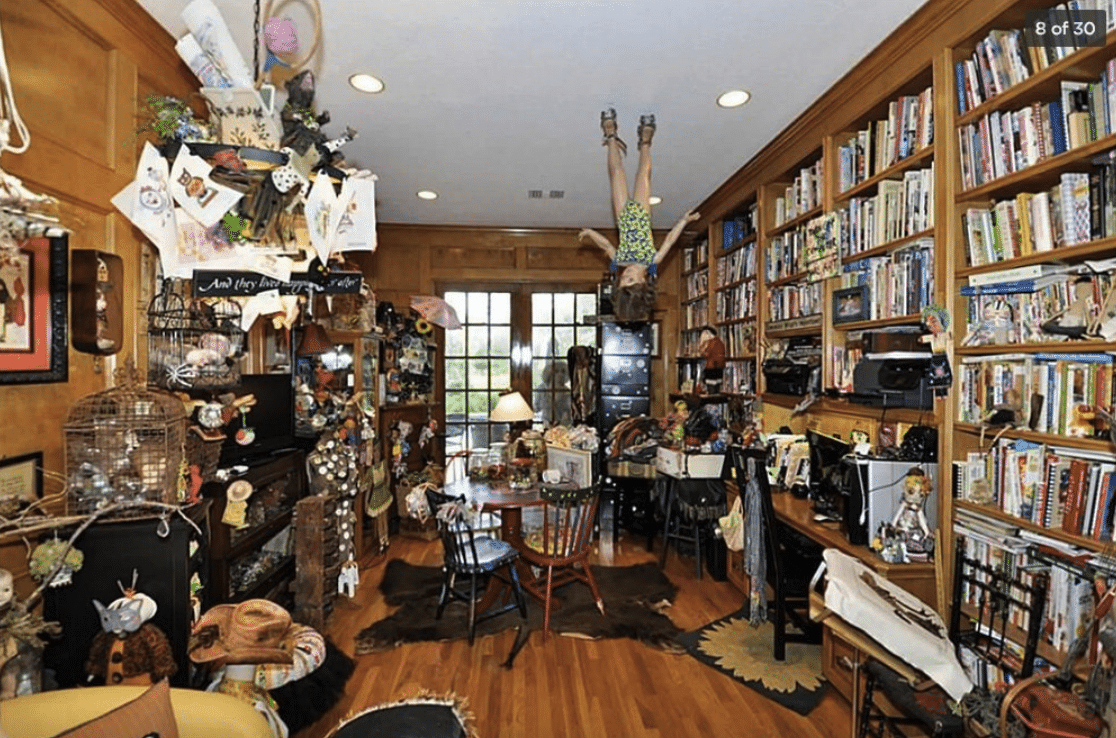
xmin=1062 ymin=457 xmax=1091 ymax=535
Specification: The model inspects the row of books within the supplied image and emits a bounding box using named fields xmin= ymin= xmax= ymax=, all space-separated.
xmin=955 ymin=351 xmax=1114 ymax=437
xmin=837 ymin=237 xmax=935 ymax=321
xmin=773 ymin=157 xmax=824 ymax=227
xmin=682 ymin=297 xmax=708 ymax=332
xmin=715 ymin=281 xmax=757 ymax=323
xmin=829 ymin=343 xmax=863 ymax=394
xmin=960 ymin=271 xmax=1115 ymax=346
xmin=955 ymin=440 xmax=1116 ymax=546
xmin=953 ymin=516 xmax=1093 ymax=660
xmin=679 ymin=328 xmax=703 ymax=357
xmin=960 ymin=170 xmax=1102 ymax=265
xmin=722 ymin=204 xmax=758 ymax=250
xmin=839 ymin=165 xmax=935 ymax=257
xmin=764 ymin=223 xmax=812 ymax=282
xmin=715 ymin=241 xmax=757 ymax=288
xmin=722 ymin=359 xmax=756 ymax=395
xmin=721 ymin=321 xmax=756 ymax=358
xmin=766 ymin=281 xmax=823 ymax=323
xmin=836 ymin=86 xmax=934 ymax=192
xmin=954 ymin=1 xmax=1116 ymax=116
xmin=684 ymin=238 xmax=709 ymax=272
xmin=958 ymin=70 xmax=1116 ymax=192
xmin=685 ymin=268 xmax=708 ymax=300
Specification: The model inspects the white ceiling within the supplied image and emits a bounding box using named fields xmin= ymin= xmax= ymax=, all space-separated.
xmin=136 ymin=0 xmax=929 ymax=231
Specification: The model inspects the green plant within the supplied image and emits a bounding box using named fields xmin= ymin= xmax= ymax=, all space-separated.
xmin=134 ymin=94 xmax=212 ymax=144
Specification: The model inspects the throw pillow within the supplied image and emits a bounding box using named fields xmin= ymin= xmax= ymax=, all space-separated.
xmin=50 ymin=679 xmax=179 ymax=738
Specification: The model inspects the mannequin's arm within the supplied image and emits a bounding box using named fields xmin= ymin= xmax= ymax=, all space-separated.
xmin=651 ymin=209 xmax=700 ymax=265
xmin=579 ymin=228 xmax=615 ymax=260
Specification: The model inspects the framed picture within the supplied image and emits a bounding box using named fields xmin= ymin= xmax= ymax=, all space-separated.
xmin=0 ymin=451 xmax=43 ymax=511
xmin=833 ymin=285 xmax=870 ymax=325
xmin=0 ymin=235 xmax=68 ymax=383
xmin=546 ymin=447 xmax=593 ymax=487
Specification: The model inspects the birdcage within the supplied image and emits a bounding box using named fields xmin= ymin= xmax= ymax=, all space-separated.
xmin=64 ymin=360 xmax=186 ymax=515
xmin=147 ymin=279 xmax=244 ymax=391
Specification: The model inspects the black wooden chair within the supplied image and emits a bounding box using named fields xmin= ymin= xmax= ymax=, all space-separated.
xmin=728 ymin=445 xmax=822 ymax=661
xmin=424 ymin=487 xmax=527 ymax=645
xmin=857 ymin=537 xmax=1049 ymax=738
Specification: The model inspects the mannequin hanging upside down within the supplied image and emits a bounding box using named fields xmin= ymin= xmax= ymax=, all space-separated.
xmin=579 ymin=109 xmax=699 ymax=322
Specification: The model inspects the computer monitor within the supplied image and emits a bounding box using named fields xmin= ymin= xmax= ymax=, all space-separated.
xmin=805 ymin=429 xmax=851 ymax=517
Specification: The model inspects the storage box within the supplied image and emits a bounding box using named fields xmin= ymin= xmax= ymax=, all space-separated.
xmin=601 ymin=322 xmax=652 ymax=355
xmin=655 ymin=447 xmax=727 ymax=479
xmin=601 ymin=395 xmax=651 ymax=426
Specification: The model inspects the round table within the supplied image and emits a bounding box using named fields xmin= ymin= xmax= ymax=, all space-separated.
xmin=445 ymin=478 xmax=545 ymax=546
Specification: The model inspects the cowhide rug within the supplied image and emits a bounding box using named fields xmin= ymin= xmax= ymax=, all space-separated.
xmin=354 ymin=559 xmax=683 ymax=655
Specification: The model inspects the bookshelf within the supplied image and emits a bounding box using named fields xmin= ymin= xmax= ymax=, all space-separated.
xmin=680 ymin=0 xmax=1116 ymax=686
xmin=680 ymin=233 xmax=711 ymax=358
xmin=714 ymin=201 xmax=759 ymax=397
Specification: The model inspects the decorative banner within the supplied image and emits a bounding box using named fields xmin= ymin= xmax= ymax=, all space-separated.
xmin=305 ymin=173 xmax=346 ymax=263
xmin=192 ymin=269 xmax=364 ymax=296
xmin=168 ymin=148 xmax=242 ymax=227
xmin=334 ymin=176 xmax=378 ymax=253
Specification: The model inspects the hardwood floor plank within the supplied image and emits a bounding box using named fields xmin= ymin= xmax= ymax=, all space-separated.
xmin=296 ymin=532 xmax=852 ymax=738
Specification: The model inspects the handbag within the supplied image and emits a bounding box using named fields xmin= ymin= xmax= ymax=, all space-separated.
xmin=1001 ymin=676 xmax=1104 ymax=738
xmin=718 ymin=496 xmax=744 ymax=552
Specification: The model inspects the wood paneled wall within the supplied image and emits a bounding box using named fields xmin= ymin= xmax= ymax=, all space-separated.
xmin=0 ymin=0 xmax=196 ymax=592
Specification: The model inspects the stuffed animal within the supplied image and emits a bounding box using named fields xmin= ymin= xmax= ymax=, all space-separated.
xmin=85 ymin=585 xmax=176 ymax=686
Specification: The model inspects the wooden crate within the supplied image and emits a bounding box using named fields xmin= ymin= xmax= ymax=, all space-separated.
xmin=293 ymin=495 xmax=341 ymax=630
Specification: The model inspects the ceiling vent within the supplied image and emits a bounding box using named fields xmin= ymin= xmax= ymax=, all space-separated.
xmin=548 ymin=190 xmax=564 ymax=199
xmin=527 ymin=189 xmax=543 ymax=199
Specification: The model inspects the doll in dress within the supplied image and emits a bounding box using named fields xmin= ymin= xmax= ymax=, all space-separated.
xmin=920 ymin=304 xmax=952 ymax=400
xmin=578 ymin=109 xmax=699 ymax=322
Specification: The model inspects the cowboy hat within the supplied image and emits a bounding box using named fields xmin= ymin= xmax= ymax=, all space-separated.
xmin=189 ymin=599 xmax=294 ymax=665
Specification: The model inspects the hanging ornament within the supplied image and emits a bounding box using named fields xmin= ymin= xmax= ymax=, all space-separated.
xmin=235 ymin=405 xmax=255 ymax=445
xmin=262 ymin=16 xmax=298 ymax=74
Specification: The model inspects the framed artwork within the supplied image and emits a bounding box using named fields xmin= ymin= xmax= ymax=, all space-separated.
xmin=833 ymin=285 xmax=870 ymax=325
xmin=0 ymin=451 xmax=43 ymax=511
xmin=0 ymin=234 xmax=68 ymax=383
xmin=547 ymin=447 xmax=593 ymax=487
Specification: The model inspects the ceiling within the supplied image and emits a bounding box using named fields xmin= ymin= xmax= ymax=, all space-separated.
xmin=136 ymin=0 xmax=929 ymax=231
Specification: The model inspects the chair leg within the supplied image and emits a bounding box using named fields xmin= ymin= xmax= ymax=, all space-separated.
xmin=436 ymin=570 xmax=453 ymax=620
xmin=467 ymin=572 xmax=478 ymax=646
xmin=693 ymin=517 xmax=703 ymax=580
xmin=658 ymin=483 xmax=674 ymax=570
xmin=542 ymin=565 xmax=555 ymax=641
xmin=581 ymin=562 xmax=606 ymax=616
xmin=857 ymin=670 xmax=878 ymax=738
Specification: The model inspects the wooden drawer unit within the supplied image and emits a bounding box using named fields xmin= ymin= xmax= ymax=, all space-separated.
xmin=822 ymin=626 xmax=860 ymax=703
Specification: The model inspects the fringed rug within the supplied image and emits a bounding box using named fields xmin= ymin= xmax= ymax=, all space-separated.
xmin=676 ymin=606 xmax=829 ymax=715
xmin=354 ymin=559 xmax=683 ymax=655
xmin=328 ymin=691 xmax=477 ymax=738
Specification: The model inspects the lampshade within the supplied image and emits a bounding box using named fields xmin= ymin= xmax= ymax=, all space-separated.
xmin=296 ymin=322 xmax=334 ymax=356
xmin=489 ymin=391 xmax=534 ymax=423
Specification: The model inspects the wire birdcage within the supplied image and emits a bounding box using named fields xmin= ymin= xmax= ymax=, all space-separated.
xmin=147 ymin=278 xmax=244 ymax=391
xmin=64 ymin=360 xmax=187 ymax=515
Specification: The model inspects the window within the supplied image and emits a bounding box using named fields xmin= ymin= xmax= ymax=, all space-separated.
xmin=443 ymin=287 xmax=596 ymax=456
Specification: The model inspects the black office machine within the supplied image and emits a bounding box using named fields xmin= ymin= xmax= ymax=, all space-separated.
xmin=850 ymin=355 xmax=933 ymax=410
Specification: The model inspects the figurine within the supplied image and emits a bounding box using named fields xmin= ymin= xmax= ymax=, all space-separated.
xmin=920 ymin=304 xmax=953 ymax=400
xmin=85 ymin=592 xmax=176 ymax=686
xmin=698 ymin=325 xmax=726 ymax=394
xmin=578 ymin=109 xmax=699 ymax=322
xmin=892 ymin=468 xmax=934 ymax=562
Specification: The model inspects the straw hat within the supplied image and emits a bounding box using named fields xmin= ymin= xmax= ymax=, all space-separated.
xmin=227 ymin=479 xmax=254 ymax=502
xmin=189 ymin=599 xmax=294 ymax=665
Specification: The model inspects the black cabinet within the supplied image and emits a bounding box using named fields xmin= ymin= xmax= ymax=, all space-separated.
xmin=43 ymin=508 xmax=208 ymax=689
xmin=205 ymin=450 xmax=307 ymax=607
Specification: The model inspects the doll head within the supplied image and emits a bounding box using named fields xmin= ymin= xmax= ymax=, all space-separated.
xmin=921 ymin=304 xmax=949 ymax=335
xmin=903 ymin=468 xmax=931 ymax=505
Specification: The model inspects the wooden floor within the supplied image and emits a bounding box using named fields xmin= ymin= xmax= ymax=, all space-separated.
xmin=297 ymin=531 xmax=853 ymax=738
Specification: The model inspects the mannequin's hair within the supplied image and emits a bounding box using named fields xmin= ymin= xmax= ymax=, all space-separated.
xmin=612 ymin=280 xmax=656 ymax=323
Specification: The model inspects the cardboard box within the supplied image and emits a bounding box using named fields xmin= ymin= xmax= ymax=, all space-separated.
xmin=655 ymin=447 xmax=726 ymax=479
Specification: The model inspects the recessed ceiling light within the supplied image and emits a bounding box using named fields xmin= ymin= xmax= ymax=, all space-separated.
xmin=717 ymin=89 xmax=751 ymax=108
xmin=349 ymin=73 xmax=385 ymax=94
xmin=416 ymin=190 xmax=438 ymax=200
xmin=649 ymin=196 xmax=662 ymax=205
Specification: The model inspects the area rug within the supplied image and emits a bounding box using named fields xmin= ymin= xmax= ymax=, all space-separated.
xmin=676 ymin=606 xmax=828 ymax=716
xmin=354 ymin=559 xmax=683 ymax=655
xmin=329 ymin=691 xmax=477 ymax=738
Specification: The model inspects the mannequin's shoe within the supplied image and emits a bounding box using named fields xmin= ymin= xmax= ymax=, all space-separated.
xmin=637 ymin=114 xmax=656 ymax=147
xmin=600 ymin=108 xmax=626 ymax=153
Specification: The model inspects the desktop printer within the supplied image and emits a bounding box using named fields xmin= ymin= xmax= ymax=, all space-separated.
xmin=850 ymin=354 xmax=933 ymax=410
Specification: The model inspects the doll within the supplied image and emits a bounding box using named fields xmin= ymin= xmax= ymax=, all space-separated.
xmin=698 ymin=325 xmax=727 ymax=393
xmin=578 ymin=109 xmax=699 ymax=322
xmin=919 ymin=304 xmax=952 ymax=399
xmin=892 ymin=468 xmax=934 ymax=562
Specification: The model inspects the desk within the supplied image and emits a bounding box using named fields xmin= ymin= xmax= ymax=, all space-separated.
xmin=729 ymin=483 xmax=937 ymax=704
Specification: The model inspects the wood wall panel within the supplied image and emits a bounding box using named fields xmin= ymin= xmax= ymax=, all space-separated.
xmin=0 ymin=0 xmax=195 ymax=480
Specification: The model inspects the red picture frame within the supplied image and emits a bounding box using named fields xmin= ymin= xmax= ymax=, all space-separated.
xmin=0 ymin=234 xmax=68 ymax=383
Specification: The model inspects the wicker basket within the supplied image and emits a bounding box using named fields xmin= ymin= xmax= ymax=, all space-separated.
xmin=64 ymin=362 xmax=186 ymax=515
